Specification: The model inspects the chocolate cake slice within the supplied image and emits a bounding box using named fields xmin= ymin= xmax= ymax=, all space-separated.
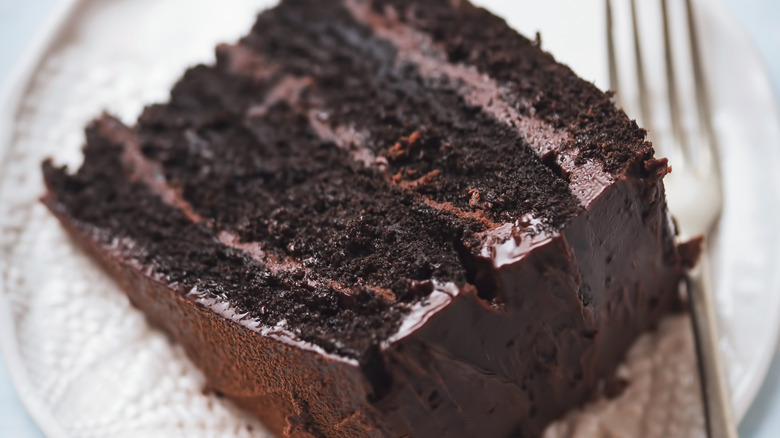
xmin=42 ymin=0 xmax=697 ymax=436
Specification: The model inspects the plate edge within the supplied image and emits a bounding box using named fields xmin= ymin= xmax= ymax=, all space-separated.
xmin=706 ymin=0 xmax=780 ymax=422
xmin=0 ymin=1 xmax=87 ymax=438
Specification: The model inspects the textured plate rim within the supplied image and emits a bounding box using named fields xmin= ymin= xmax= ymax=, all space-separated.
xmin=0 ymin=0 xmax=777 ymax=435
xmin=0 ymin=1 xmax=84 ymax=437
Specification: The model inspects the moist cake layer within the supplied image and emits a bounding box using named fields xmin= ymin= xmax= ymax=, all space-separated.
xmin=367 ymin=0 xmax=647 ymax=172
xmin=42 ymin=0 xmax=696 ymax=437
xmin=44 ymin=116 xmax=480 ymax=358
xmin=139 ymin=4 xmax=583 ymax=230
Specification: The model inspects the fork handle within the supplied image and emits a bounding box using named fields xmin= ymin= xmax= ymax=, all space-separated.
xmin=688 ymin=247 xmax=738 ymax=438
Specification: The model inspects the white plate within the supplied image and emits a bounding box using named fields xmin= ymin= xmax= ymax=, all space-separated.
xmin=1 ymin=0 xmax=778 ymax=436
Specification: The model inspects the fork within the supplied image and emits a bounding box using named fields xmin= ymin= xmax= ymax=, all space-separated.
xmin=606 ymin=0 xmax=737 ymax=437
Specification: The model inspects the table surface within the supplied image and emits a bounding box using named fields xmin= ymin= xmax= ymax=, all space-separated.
xmin=1 ymin=1 xmax=779 ymax=437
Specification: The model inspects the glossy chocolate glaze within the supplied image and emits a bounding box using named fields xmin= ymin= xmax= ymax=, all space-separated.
xmin=376 ymin=159 xmax=692 ymax=437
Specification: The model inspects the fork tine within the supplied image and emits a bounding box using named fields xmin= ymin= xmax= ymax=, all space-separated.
xmin=661 ymin=0 xmax=689 ymax=168
xmin=606 ymin=0 xmax=618 ymax=93
xmin=684 ymin=0 xmax=718 ymax=171
xmin=629 ymin=0 xmax=654 ymax=132
xmin=606 ymin=0 xmax=653 ymax=132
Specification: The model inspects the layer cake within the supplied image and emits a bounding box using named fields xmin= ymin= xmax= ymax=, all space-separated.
xmin=42 ymin=0 xmax=698 ymax=436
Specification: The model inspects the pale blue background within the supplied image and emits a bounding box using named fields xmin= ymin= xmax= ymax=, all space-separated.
xmin=1 ymin=0 xmax=778 ymax=437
